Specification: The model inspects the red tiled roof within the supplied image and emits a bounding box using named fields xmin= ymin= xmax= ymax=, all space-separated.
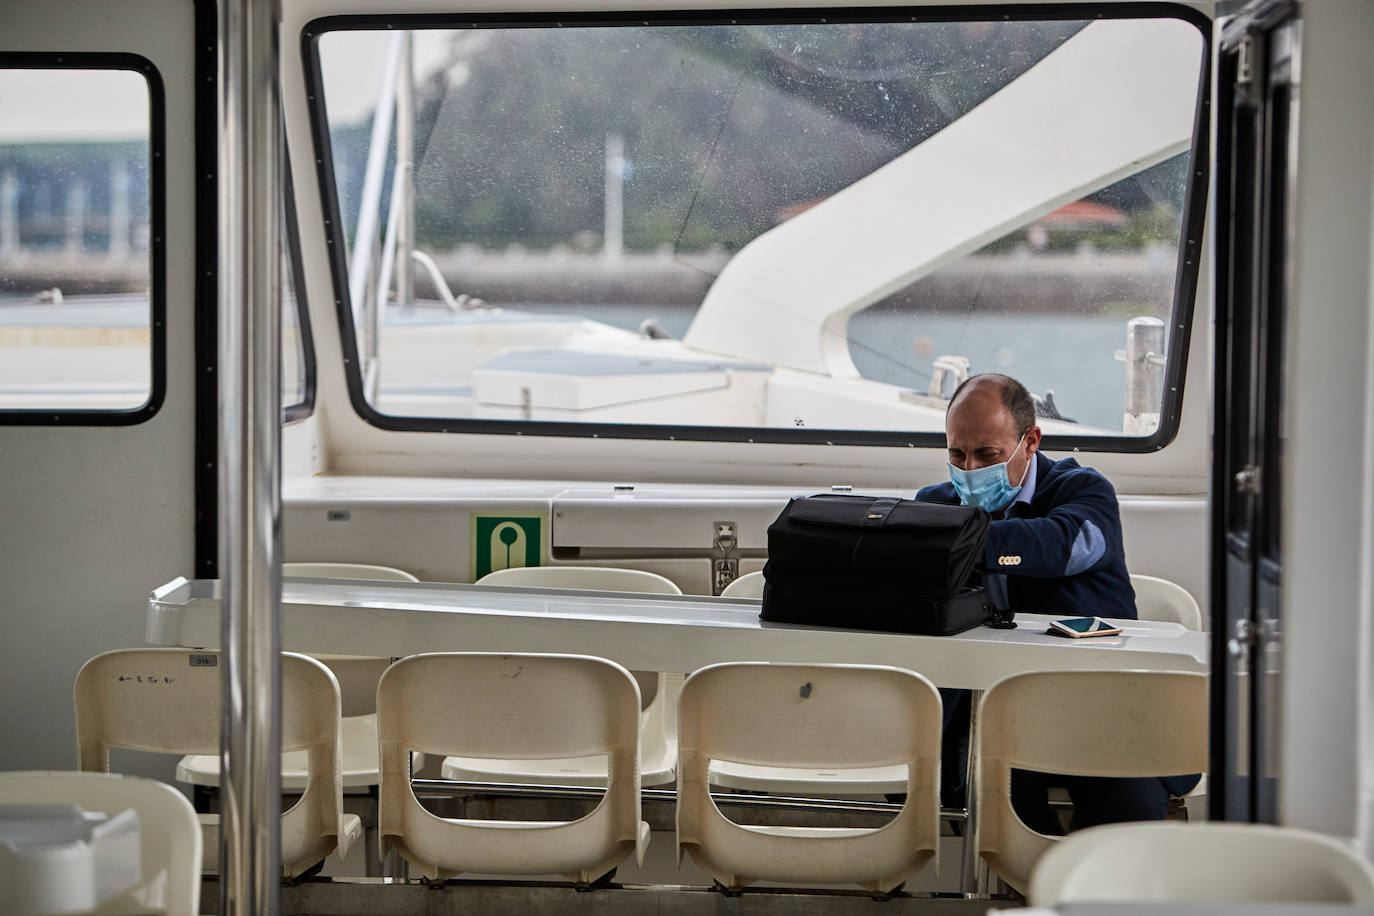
xmin=1036 ymin=200 xmax=1129 ymax=228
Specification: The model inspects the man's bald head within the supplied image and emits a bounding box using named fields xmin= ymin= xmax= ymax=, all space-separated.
xmin=944 ymin=373 xmax=1041 ymax=478
xmin=948 ymin=374 xmax=1036 ymax=438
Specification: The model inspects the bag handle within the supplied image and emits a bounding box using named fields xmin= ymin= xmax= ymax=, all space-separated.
xmin=860 ymin=497 xmax=902 ymax=526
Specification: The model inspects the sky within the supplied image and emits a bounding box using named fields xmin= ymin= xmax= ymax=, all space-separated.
xmin=0 ymin=31 xmax=457 ymax=144
xmin=316 ymin=30 xmax=460 ymax=126
xmin=0 ymin=69 xmax=149 ymax=142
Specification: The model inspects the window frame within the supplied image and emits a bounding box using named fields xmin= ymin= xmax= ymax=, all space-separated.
xmin=282 ymin=162 xmax=317 ymax=424
xmin=0 ymin=51 xmax=166 ymax=426
xmin=302 ymin=3 xmax=1210 ymax=452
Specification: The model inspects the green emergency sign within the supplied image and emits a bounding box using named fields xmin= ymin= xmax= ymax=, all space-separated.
xmin=472 ymin=514 xmax=545 ymax=580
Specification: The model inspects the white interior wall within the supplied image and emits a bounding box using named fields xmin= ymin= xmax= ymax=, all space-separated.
xmin=1362 ymin=143 xmax=1374 ymax=862
xmin=0 ymin=0 xmax=197 ymax=773
xmin=1278 ymin=0 xmax=1374 ymax=841
xmin=282 ymin=479 xmax=1208 ymax=608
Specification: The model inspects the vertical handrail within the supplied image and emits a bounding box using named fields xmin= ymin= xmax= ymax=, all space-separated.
xmin=365 ymin=33 xmax=413 ymax=401
xmin=218 ymin=0 xmax=283 ymax=912
xmin=394 ymin=32 xmax=414 ymax=309
xmin=347 ymin=33 xmax=403 ymax=329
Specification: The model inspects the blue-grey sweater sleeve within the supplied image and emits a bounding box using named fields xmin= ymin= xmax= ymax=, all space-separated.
xmin=985 ymin=471 xmax=1122 ymax=579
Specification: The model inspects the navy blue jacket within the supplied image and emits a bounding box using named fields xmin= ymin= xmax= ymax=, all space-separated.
xmin=916 ymin=452 xmax=1137 ymax=620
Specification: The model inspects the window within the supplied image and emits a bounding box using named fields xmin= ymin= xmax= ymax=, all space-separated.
xmin=0 ymin=56 xmax=162 ymax=420
xmin=307 ymin=10 xmax=1206 ymax=447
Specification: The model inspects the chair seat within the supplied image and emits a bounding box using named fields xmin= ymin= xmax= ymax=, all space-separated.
xmin=197 ymin=812 xmax=363 ymax=871
xmin=442 ymin=739 xmax=676 ymax=788
xmin=177 ymin=715 xmax=410 ymax=790
xmin=439 ymin=670 xmax=681 ymax=790
xmin=709 ymin=761 xmax=908 ymax=796
xmin=738 ymin=824 xmax=880 ymax=840
xmin=1045 ymin=773 xmax=1208 ymax=804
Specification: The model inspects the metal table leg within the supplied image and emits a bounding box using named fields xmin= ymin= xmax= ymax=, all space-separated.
xmin=959 ymin=689 xmax=987 ymax=897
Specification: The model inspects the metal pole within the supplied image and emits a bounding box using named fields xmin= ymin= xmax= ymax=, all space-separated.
xmin=603 ymin=133 xmax=624 ymax=260
xmin=1120 ymin=316 xmax=1167 ymax=435
xmin=347 ymin=34 xmax=403 ymax=322
xmin=0 ymin=168 xmax=18 ymax=256
xmin=394 ymin=32 xmax=414 ymax=309
xmin=218 ymin=0 xmax=282 ymax=912
xmin=109 ymin=158 xmax=130 ymax=260
xmin=65 ymin=182 xmax=85 ymax=257
xmin=959 ymin=689 xmax=984 ymax=897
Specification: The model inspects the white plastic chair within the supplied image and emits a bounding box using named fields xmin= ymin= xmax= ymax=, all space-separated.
xmin=1131 ymin=573 xmax=1204 ymax=630
xmin=975 ymin=669 xmax=1208 ymax=894
xmin=0 ymin=770 xmax=201 ymax=915
xmin=1128 ymin=574 xmax=1209 ymax=814
xmin=75 ymin=648 xmax=361 ymax=877
xmin=1031 ymin=822 xmax=1374 ymax=905
xmin=676 ymin=662 xmax=942 ymax=893
xmin=444 ymin=565 xmax=683 ymax=787
xmin=719 ymin=570 xmax=764 ymax=598
xmin=176 ymin=657 xmax=391 ymax=792
xmin=180 ymin=563 xmax=419 ymax=792
xmin=710 ymin=567 xmax=908 ymax=795
xmin=378 ymin=652 xmax=649 ymax=881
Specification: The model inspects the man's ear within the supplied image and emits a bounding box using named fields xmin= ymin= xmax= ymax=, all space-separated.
xmin=1024 ymin=425 xmax=1043 ymax=456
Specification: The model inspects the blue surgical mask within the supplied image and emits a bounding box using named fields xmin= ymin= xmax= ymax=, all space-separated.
xmin=948 ymin=432 xmax=1029 ymax=514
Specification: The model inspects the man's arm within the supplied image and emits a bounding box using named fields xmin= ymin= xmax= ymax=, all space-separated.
xmin=985 ymin=472 xmax=1123 ymax=579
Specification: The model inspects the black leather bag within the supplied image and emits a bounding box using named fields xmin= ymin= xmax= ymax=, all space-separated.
xmin=760 ymin=494 xmax=996 ymax=636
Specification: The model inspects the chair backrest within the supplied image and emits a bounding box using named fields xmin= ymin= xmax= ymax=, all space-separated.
xmin=1031 ymin=822 xmax=1374 ymax=905
xmin=718 ymin=570 xmax=764 ymax=598
xmin=0 ymin=770 xmax=201 ymax=914
xmin=283 ymin=563 xmax=413 ymax=715
xmin=476 ymin=565 xmax=681 ymax=594
xmin=976 ymin=669 xmax=1208 ymax=894
xmin=377 ymin=652 xmax=647 ymax=881
xmin=74 ymin=648 xmax=353 ymax=876
xmin=676 ymin=662 xmax=942 ymax=893
xmin=1130 ymin=573 xmax=1203 ymax=630
xmin=284 ymin=562 xmax=418 ymax=582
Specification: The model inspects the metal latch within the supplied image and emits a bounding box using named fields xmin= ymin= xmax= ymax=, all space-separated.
xmin=1237 ymin=34 xmax=1255 ymax=89
xmin=712 ymin=521 xmax=739 ymax=596
xmin=1234 ymin=465 xmax=1262 ymax=495
xmin=1227 ymin=619 xmax=1257 ymax=666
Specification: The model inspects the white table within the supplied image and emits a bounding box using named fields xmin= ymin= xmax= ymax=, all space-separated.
xmin=147 ymin=577 xmax=1208 ymax=689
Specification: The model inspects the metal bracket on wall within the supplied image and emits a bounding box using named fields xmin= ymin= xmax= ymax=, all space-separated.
xmin=712 ymin=521 xmax=739 ymax=595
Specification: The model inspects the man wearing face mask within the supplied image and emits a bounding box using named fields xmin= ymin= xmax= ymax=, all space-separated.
xmin=916 ymin=373 xmax=1189 ymax=834
xmin=916 ymin=372 xmax=1135 ymax=618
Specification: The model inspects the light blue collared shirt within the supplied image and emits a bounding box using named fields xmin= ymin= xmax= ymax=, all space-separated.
xmin=1009 ymin=449 xmax=1038 ymax=511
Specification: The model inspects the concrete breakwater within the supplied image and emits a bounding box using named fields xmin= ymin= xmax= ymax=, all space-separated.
xmin=3 ymin=246 xmax=1178 ymax=315
xmin=388 ymin=246 xmax=1179 ymax=314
